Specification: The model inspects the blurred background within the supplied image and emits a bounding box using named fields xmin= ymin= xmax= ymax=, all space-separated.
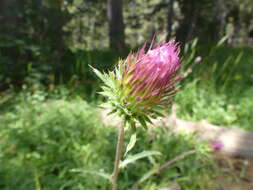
xmin=0 ymin=0 xmax=253 ymax=190
xmin=0 ymin=0 xmax=252 ymax=90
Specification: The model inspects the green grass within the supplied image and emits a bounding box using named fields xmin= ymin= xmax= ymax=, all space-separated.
xmin=175 ymin=80 xmax=253 ymax=131
xmin=0 ymin=92 xmax=111 ymax=189
xmin=0 ymin=89 xmax=217 ymax=190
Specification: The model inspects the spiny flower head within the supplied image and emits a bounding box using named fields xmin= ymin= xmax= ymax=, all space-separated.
xmin=92 ymin=40 xmax=181 ymax=130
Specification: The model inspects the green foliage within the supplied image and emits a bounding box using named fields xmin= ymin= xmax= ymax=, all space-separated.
xmin=58 ymin=49 xmax=119 ymax=85
xmin=175 ymin=81 xmax=237 ymax=125
xmin=0 ymin=94 xmax=112 ymax=189
xmin=65 ymin=0 xmax=108 ymax=50
xmin=0 ymin=0 xmax=72 ymax=88
xmin=1 ymin=0 xmax=253 ymax=89
xmin=0 ymin=89 xmax=217 ymax=190
xmin=121 ymin=128 xmax=214 ymax=190
xmin=175 ymin=43 xmax=253 ymax=131
xmin=175 ymin=80 xmax=253 ymax=131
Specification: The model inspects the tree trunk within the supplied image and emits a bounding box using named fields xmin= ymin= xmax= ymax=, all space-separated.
xmin=215 ymin=0 xmax=227 ymax=41
xmin=166 ymin=0 xmax=174 ymax=41
xmin=0 ymin=0 xmax=21 ymax=34
xmin=176 ymin=0 xmax=197 ymax=46
xmin=107 ymin=0 xmax=125 ymax=51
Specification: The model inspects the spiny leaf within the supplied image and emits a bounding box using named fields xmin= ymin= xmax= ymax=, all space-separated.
xmin=143 ymin=115 xmax=153 ymax=124
xmin=108 ymin=71 xmax=117 ymax=88
xmin=89 ymin=65 xmax=107 ymax=83
xmin=90 ymin=65 xmax=115 ymax=88
xmin=107 ymin=109 xmax=117 ymax=115
xmin=150 ymin=110 xmax=164 ymax=117
xmin=101 ymin=85 xmax=112 ymax=92
xmin=138 ymin=116 xmax=148 ymax=129
xmin=115 ymin=61 xmax=123 ymax=81
xmin=99 ymin=102 xmax=112 ymax=109
xmin=98 ymin=91 xmax=114 ymax=98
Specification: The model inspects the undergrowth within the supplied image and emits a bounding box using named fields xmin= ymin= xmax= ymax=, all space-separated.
xmin=175 ymin=81 xmax=253 ymax=131
xmin=175 ymin=45 xmax=253 ymax=131
xmin=0 ymin=89 xmax=217 ymax=190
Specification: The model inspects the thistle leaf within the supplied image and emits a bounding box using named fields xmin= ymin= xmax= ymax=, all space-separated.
xmin=138 ymin=116 xmax=148 ymax=129
xmin=115 ymin=61 xmax=123 ymax=81
xmin=120 ymin=150 xmax=161 ymax=169
xmin=150 ymin=110 xmax=164 ymax=117
xmin=107 ymin=109 xmax=117 ymax=115
xmin=124 ymin=133 xmax=137 ymax=157
xmin=143 ymin=115 xmax=153 ymax=124
xmin=108 ymin=71 xmax=117 ymax=88
xmin=129 ymin=119 xmax=137 ymax=132
xmin=98 ymin=91 xmax=114 ymax=98
xmin=89 ymin=66 xmax=107 ymax=83
xmin=99 ymin=102 xmax=112 ymax=109
xmin=90 ymin=65 xmax=115 ymax=88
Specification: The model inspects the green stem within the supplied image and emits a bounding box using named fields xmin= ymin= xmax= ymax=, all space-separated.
xmin=111 ymin=124 xmax=125 ymax=190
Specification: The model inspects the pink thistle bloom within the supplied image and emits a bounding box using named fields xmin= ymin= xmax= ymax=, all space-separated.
xmin=121 ymin=40 xmax=181 ymax=113
xmin=92 ymin=39 xmax=182 ymax=128
xmin=211 ymin=141 xmax=224 ymax=151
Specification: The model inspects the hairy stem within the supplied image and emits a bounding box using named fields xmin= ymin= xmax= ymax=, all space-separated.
xmin=111 ymin=124 xmax=125 ymax=190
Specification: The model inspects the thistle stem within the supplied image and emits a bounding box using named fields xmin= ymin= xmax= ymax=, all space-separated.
xmin=111 ymin=124 xmax=125 ymax=190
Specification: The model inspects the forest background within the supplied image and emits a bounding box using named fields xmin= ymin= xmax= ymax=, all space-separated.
xmin=0 ymin=0 xmax=253 ymax=190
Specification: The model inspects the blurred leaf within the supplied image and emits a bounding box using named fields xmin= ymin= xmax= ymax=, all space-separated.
xmin=120 ymin=150 xmax=161 ymax=169
xmin=138 ymin=116 xmax=148 ymax=129
xmin=124 ymin=133 xmax=137 ymax=157
xmin=217 ymin=35 xmax=229 ymax=47
xmin=71 ymin=168 xmax=111 ymax=181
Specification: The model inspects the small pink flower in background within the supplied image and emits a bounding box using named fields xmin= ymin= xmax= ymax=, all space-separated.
xmin=211 ymin=141 xmax=224 ymax=151
xmin=194 ymin=56 xmax=202 ymax=63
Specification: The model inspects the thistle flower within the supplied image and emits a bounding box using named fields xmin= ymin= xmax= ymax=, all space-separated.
xmin=92 ymin=40 xmax=181 ymax=129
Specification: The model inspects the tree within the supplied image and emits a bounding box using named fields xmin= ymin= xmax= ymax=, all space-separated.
xmin=166 ymin=0 xmax=175 ymax=41
xmin=0 ymin=0 xmax=23 ymax=34
xmin=176 ymin=0 xmax=199 ymax=45
xmin=107 ymin=0 xmax=125 ymax=50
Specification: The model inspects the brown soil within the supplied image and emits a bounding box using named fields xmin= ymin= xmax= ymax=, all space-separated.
xmin=213 ymin=154 xmax=253 ymax=190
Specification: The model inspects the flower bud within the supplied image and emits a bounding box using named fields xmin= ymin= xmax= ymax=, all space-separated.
xmin=92 ymin=40 xmax=181 ymax=129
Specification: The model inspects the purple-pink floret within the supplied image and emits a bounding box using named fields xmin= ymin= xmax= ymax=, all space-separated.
xmin=211 ymin=141 xmax=224 ymax=151
xmin=122 ymin=40 xmax=181 ymax=108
